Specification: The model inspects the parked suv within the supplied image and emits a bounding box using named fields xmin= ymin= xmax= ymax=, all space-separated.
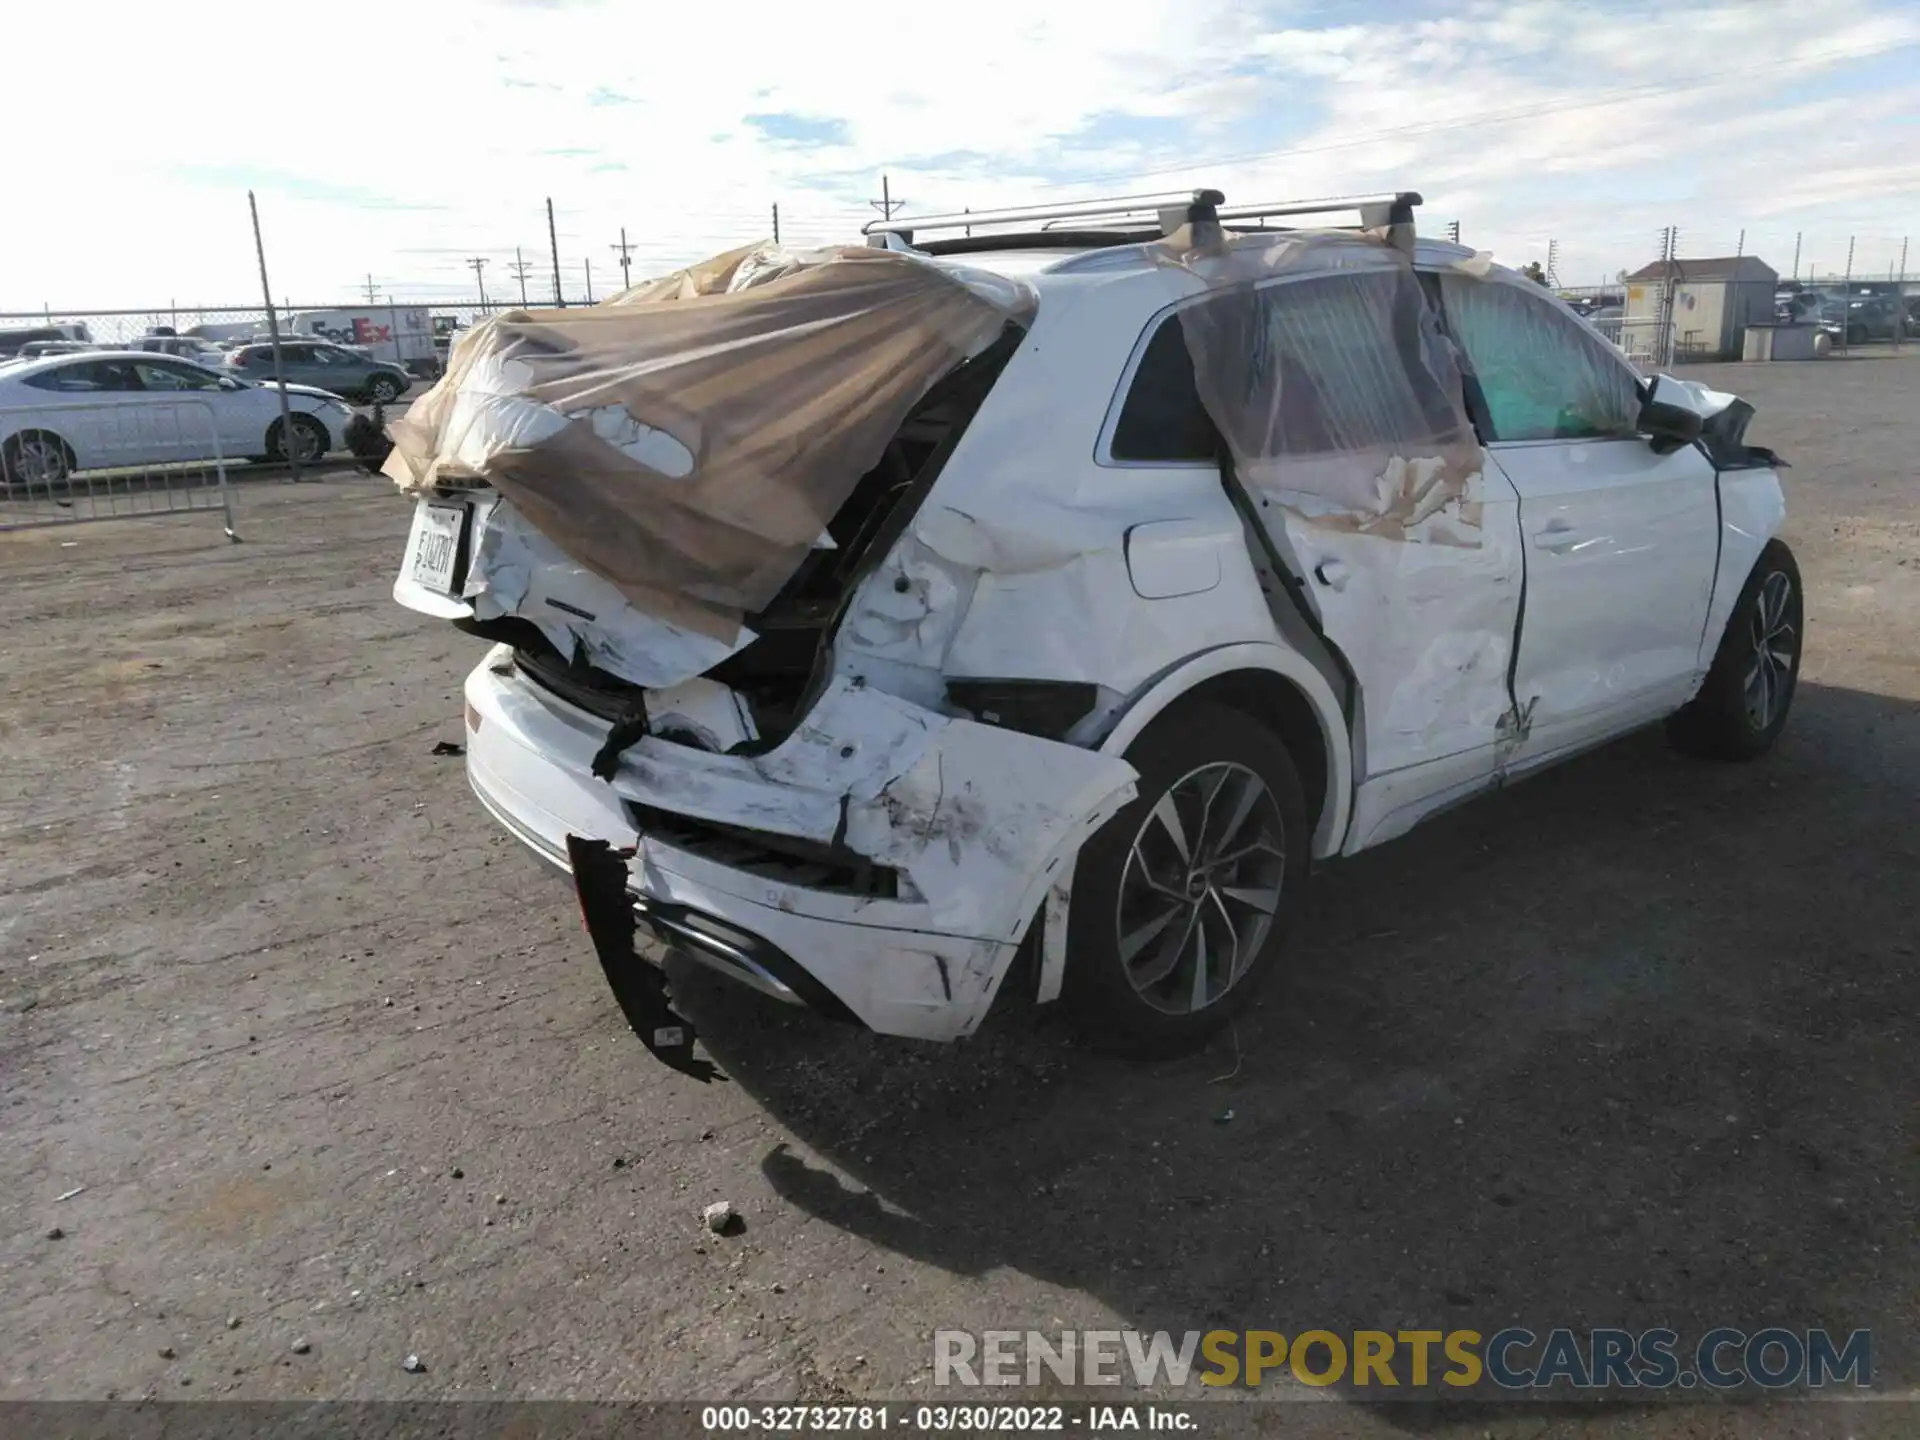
xmin=130 ymin=334 xmax=230 ymax=368
xmin=226 ymin=340 xmax=410 ymax=403
xmin=390 ymin=190 xmax=1797 ymax=1064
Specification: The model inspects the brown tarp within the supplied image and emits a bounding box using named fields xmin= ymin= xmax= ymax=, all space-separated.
xmin=384 ymin=245 xmax=1016 ymax=638
xmin=1154 ymin=226 xmax=1487 ymax=543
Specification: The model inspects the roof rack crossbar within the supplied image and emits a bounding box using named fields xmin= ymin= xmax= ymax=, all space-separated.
xmin=866 ymin=189 xmax=1225 ymax=246
xmin=865 ymin=188 xmax=1423 ymax=255
xmin=1037 ymin=191 xmax=1423 ymax=234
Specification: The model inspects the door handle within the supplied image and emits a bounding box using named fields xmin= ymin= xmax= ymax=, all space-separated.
xmin=1533 ymin=519 xmax=1580 ymax=554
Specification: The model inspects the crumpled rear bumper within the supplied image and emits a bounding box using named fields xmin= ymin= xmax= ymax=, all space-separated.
xmin=463 ymin=646 xmax=1137 ymax=1045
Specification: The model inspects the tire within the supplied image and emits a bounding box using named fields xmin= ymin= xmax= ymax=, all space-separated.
xmin=1666 ymin=539 xmax=1802 ymax=761
xmin=1 ymin=430 xmax=76 ymax=492
xmin=267 ymin=414 xmax=330 ymax=465
xmin=1062 ymin=702 xmax=1312 ymax=1056
xmin=366 ymin=374 xmax=403 ymax=404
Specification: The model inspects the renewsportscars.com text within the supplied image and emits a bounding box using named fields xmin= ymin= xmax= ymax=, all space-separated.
xmin=934 ymin=1327 xmax=1872 ymax=1392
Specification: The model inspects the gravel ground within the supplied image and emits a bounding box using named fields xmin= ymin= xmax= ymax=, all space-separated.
xmin=1 ymin=355 xmax=1915 ymax=1436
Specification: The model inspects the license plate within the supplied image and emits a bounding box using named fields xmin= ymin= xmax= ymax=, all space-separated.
xmin=408 ymin=501 xmax=465 ymax=594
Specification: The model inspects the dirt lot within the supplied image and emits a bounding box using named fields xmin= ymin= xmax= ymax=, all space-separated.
xmin=2 ymin=355 xmax=1916 ymax=1434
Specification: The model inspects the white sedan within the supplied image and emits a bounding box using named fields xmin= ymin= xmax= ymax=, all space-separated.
xmin=0 ymin=351 xmax=355 ymax=487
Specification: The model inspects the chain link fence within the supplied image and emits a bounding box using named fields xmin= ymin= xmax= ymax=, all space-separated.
xmin=0 ymin=297 xmax=602 ymax=382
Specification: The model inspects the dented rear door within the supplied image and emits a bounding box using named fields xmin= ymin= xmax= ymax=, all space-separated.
xmin=1189 ymin=267 xmax=1525 ymax=789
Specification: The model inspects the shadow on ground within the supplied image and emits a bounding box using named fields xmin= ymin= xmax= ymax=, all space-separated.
xmin=672 ymin=682 xmax=1918 ymax=1416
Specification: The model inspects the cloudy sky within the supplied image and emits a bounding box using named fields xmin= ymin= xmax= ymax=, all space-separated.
xmin=7 ymin=0 xmax=1917 ymax=313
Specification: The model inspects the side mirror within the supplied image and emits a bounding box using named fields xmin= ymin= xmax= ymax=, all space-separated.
xmin=218 ymin=376 xmax=241 ymax=390
xmin=1637 ymin=377 xmax=1703 ymax=455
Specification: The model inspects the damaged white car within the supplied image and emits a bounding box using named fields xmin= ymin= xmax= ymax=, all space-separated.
xmin=389 ymin=189 xmax=1797 ymax=1066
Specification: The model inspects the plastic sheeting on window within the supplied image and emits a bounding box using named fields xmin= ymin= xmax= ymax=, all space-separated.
xmin=1155 ymin=228 xmax=1487 ymax=545
xmin=382 ymin=245 xmax=1023 ymax=640
xmin=1436 ymin=273 xmax=1641 ymax=443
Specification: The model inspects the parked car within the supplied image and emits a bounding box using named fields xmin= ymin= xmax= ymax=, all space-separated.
xmin=16 ymin=340 xmax=96 ymax=358
xmin=0 ymin=323 xmax=93 ymax=359
xmin=390 ymin=191 xmax=1798 ymax=1061
xmin=224 ymin=340 xmax=412 ymax=403
xmin=1839 ymin=296 xmax=1909 ymax=344
xmin=0 ymin=351 xmax=354 ymax=486
xmin=287 ymin=307 xmax=439 ymax=380
xmin=129 ymin=334 xmax=230 ymax=369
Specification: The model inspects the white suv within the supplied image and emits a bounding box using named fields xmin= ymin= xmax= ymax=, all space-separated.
xmin=391 ymin=190 xmax=1796 ymax=1066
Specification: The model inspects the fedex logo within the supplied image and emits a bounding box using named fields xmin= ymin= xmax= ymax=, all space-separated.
xmin=311 ymin=318 xmax=392 ymax=344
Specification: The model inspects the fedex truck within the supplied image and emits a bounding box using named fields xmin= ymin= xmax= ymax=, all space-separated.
xmin=288 ymin=307 xmax=439 ymax=378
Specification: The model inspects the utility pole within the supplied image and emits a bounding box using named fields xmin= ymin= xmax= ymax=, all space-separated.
xmin=868 ymin=174 xmax=904 ymax=223
xmin=363 ymin=273 xmax=379 ymax=303
xmin=248 ymin=191 xmax=301 ymax=483
xmin=1655 ymin=225 xmax=1679 ymax=369
xmin=611 ymin=227 xmax=634 ymax=290
xmin=1837 ymin=234 xmax=1856 ymax=349
xmin=1791 ymin=232 xmax=1802 ymax=280
xmin=1444 ymin=219 xmax=1461 ymax=244
xmin=1896 ymin=237 xmax=1909 ymax=351
xmin=547 ymin=197 xmax=563 ymax=307
xmin=509 ymin=246 xmax=533 ymax=306
xmin=584 ymin=257 xmax=594 ymax=304
xmin=466 ymin=257 xmax=490 ymax=311
xmin=771 ymin=202 xmax=780 ymax=244
xmin=1735 ymin=228 xmax=1745 ymax=259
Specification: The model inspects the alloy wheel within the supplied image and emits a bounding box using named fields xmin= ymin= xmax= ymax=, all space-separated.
xmin=1744 ymin=569 xmax=1796 ymax=731
xmin=14 ymin=437 xmax=70 ymax=486
xmin=283 ymin=421 xmax=323 ymax=464
xmin=1115 ymin=761 xmax=1286 ymax=1015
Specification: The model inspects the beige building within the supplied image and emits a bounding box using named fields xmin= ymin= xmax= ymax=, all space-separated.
xmin=1623 ymin=255 xmax=1779 ymax=361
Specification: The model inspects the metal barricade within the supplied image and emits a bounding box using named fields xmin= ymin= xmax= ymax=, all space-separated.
xmin=1590 ymin=315 xmax=1673 ymax=372
xmin=0 ymin=396 xmax=238 ymax=540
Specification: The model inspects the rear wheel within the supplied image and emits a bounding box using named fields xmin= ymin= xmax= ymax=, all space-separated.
xmin=267 ymin=414 xmax=329 ymax=465
xmin=366 ymin=374 xmax=403 ymax=404
xmin=1 ymin=430 xmax=76 ymax=492
xmin=1063 ymin=702 xmax=1311 ymax=1056
xmin=1667 ymin=539 xmax=1802 ymax=760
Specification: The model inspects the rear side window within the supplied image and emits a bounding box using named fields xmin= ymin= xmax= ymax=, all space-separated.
xmin=1199 ymin=270 xmax=1461 ymax=458
xmin=1110 ymin=270 xmax=1459 ymax=463
xmin=1437 ymin=276 xmax=1640 ymax=442
xmin=1111 ymin=319 xmax=1214 ymax=462
xmin=23 ymin=361 xmax=140 ymax=392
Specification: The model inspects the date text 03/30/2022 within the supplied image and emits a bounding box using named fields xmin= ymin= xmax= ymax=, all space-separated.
xmin=701 ymin=1406 xmax=1194 ymax=1432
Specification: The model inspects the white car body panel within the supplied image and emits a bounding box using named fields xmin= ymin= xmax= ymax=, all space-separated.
xmin=389 ymin=236 xmax=1790 ymax=1044
xmin=462 ymin=645 xmax=1135 ymax=1037
xmin=0 ymin=353 xmax=349 ymax=469
xmin=1491 ymin=435 xmax=1722 ymax=771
